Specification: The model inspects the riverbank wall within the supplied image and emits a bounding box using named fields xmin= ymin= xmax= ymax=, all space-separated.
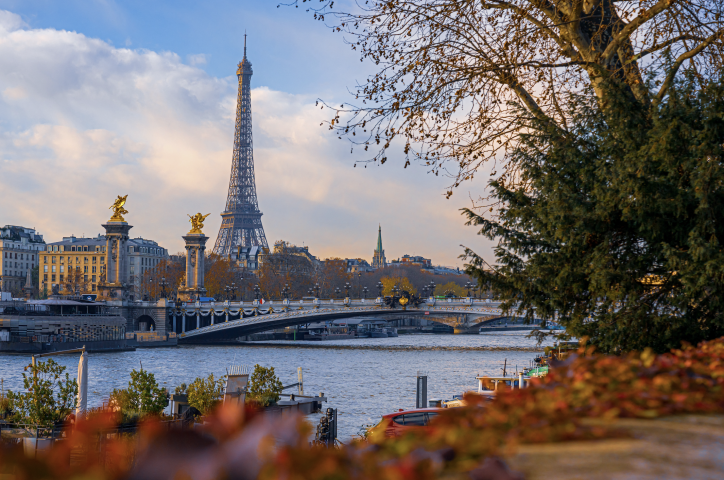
xmin=0 ymin=339 xmax=133 ymax=354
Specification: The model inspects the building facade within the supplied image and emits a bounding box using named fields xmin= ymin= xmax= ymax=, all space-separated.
xmin=393 ymin=254 xmax=432 ymax=268
xmin=0 ymin=226 xmax=46 ymax=294
xmin=231 ymin=245 xmax=263 ymax=272
xmin=372 ymin=225 xmax=387 ymax=269
xmin=41 ymin=235 xmax=168 ymax=296
xmin=346 ymin=258 xmax=375 ymax=273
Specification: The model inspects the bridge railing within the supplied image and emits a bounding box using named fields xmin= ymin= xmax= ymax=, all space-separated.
xmin=168 ymin=298 xmax=503 ymax=309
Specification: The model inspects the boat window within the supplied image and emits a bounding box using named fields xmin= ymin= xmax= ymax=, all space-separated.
xmin=402 ymin=413 xmax=426 ymax=426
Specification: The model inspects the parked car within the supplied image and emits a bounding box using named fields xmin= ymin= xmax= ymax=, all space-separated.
xmin=368 ymin=408 xmax=443 ymax=438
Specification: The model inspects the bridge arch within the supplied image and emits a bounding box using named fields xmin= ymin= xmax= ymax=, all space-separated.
xmin=135 ymin=314 xmax=156 ymax=331
xmin=174 ymin=300 xmax=508 ymax=343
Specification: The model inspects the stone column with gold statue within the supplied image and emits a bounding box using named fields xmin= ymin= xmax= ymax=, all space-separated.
xmin=178 ymin=213 xmax=210 ymax=302
xmin=99 ymin=195 xmax=133 ymax=300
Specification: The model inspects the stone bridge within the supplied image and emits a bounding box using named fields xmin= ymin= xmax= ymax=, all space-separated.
xmin=172 ymin=298 xmax=506 ymax=343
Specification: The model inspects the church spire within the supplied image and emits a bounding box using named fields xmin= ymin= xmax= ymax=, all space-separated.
xmin=373 ymin=224 xmax=386 ymax=269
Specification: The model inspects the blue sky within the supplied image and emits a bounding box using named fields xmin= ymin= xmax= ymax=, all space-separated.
xmin=0 ymin=0 xmax=361 ymax=93
xmin=0 ymin=1 xmax=495 ymax=266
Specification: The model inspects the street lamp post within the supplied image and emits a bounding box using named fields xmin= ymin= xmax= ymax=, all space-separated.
xmin=376 ymin=281 xmax=384 ymax=297
xmin=465 ymin=281 xmax=472 ymax=297
xmin=160 ymin=277 xmax=168 ymax=299
xmin=334 ymin=287 xmax=341 ymax=299
xmin=362 ymin=286 xmax=368 ymax=299
xmin=344 ymin=282 xmax=351 ymax=298
xmin=283 ymin=283 xmax=289 ymax=300
xmin=253 ymin=284 xmax=260 ymax=301
xmin=314 ymin=283 xmax=320 ymax=298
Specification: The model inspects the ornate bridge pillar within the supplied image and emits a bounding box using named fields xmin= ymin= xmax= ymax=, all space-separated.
xmin=178 ymin=218 xmax=209 ymax=301
xmin=99 ymin=200 xmax=132 ymax=300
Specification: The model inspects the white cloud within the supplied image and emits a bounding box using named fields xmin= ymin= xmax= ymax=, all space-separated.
xmin=187 ymin=53 xmax=207 ymax=66
xmin=0 ymin=10 xmax=27 ymax=33
xmin=0 ymin=10 xmax=494 ymax=266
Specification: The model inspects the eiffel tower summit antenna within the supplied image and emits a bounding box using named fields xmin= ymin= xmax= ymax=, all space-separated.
xmin=212 ymin=36 xmax=269 ymax=256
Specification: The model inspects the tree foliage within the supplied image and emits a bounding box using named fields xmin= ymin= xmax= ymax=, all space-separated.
xmin=133 ymin=256 xmax=186 ymax=301
xmin=204 ymin=254 xmax=242 ymax=300
xmin=187 ymin=374 xmax=226 ymax=414
xmin=463 ymin=75 xmax=724 ymax=353
xmin=380 ymin=275 xmax=417 ymax=295
xmin=297 ymin=0 xmax=723 ymax=193
xmin=110 ymin=368 xmax=168 ymax=419
xmin=247 ymin=364 xmax=283 ymax=407
xmin=63 ymin=263 xmax=90 ymax=295
xmin=258 ymin=241 xmax=317 ymax=299
xmin=7 ymin=359 xmax=77 ymax=426
xmin=434 ymin=281 xmax=467 ymax=298
xmin=315 ymin=258 xmax=352 ymax=297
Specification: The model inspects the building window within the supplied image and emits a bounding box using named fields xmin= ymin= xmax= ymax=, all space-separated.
xmin=92 ymin=256 xmax=96 ymax=263
xmin=52 ymin=256 xmax=56 ymax=264
xmin=31 ymin=255 xmax=34 ymax=261
xmin=44 ymin=265 xmax=48 ymax=273
xmin=51 ymin=274 xmax=56 ymax=281
xmin=20 ymin=253 xmax=23 ymax=260
xmin=92 ymin=275 xmax=96 ymax=282
xmin=130 ymin=266 xmax=135 ymax=275
xmin=60 ymin=266 xmax=64 ymax=273
xmin=83 ymin=275 xmax=88 ymax=282
xmin=44 ymin=256 xmax=47 ymax=263
xmin=43 ymin=274 xmax=47 ymax=281
xmin=84 ymin=266 xmax=88 ymax=273
xmin=92 ymin=284 xmax=96 ymax=291
xmin=59 ymin=274 xmax=64 ymax=282
xmin=84 ymin=257 xmax=88 ymax=264
xmin=92 ymin=266 xmax=96 ymax=273
xmin=52 ymin=265 xmax=56 ymax=273
xmin=60 ymin=256 xmax=64 ymax=264
xmin=101 ymin=256 xmax=105 ymax=263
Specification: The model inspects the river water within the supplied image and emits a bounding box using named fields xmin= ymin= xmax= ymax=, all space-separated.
xmin=0 ymin=332 xmax=552 ymax=439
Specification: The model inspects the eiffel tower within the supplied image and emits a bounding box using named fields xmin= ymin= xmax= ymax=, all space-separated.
xmin=213 ymin=35 xmax=269 ymax=256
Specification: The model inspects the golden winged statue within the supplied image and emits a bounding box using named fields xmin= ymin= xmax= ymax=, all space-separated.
xmin=188 ymin=213 xmax=211 ymax=234
xmin=109 ymin=195 xmax=129 ymax=222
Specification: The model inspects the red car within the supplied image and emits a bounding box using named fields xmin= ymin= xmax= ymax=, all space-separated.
xmin=369 ymin=408 xmax=444 ymax=438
